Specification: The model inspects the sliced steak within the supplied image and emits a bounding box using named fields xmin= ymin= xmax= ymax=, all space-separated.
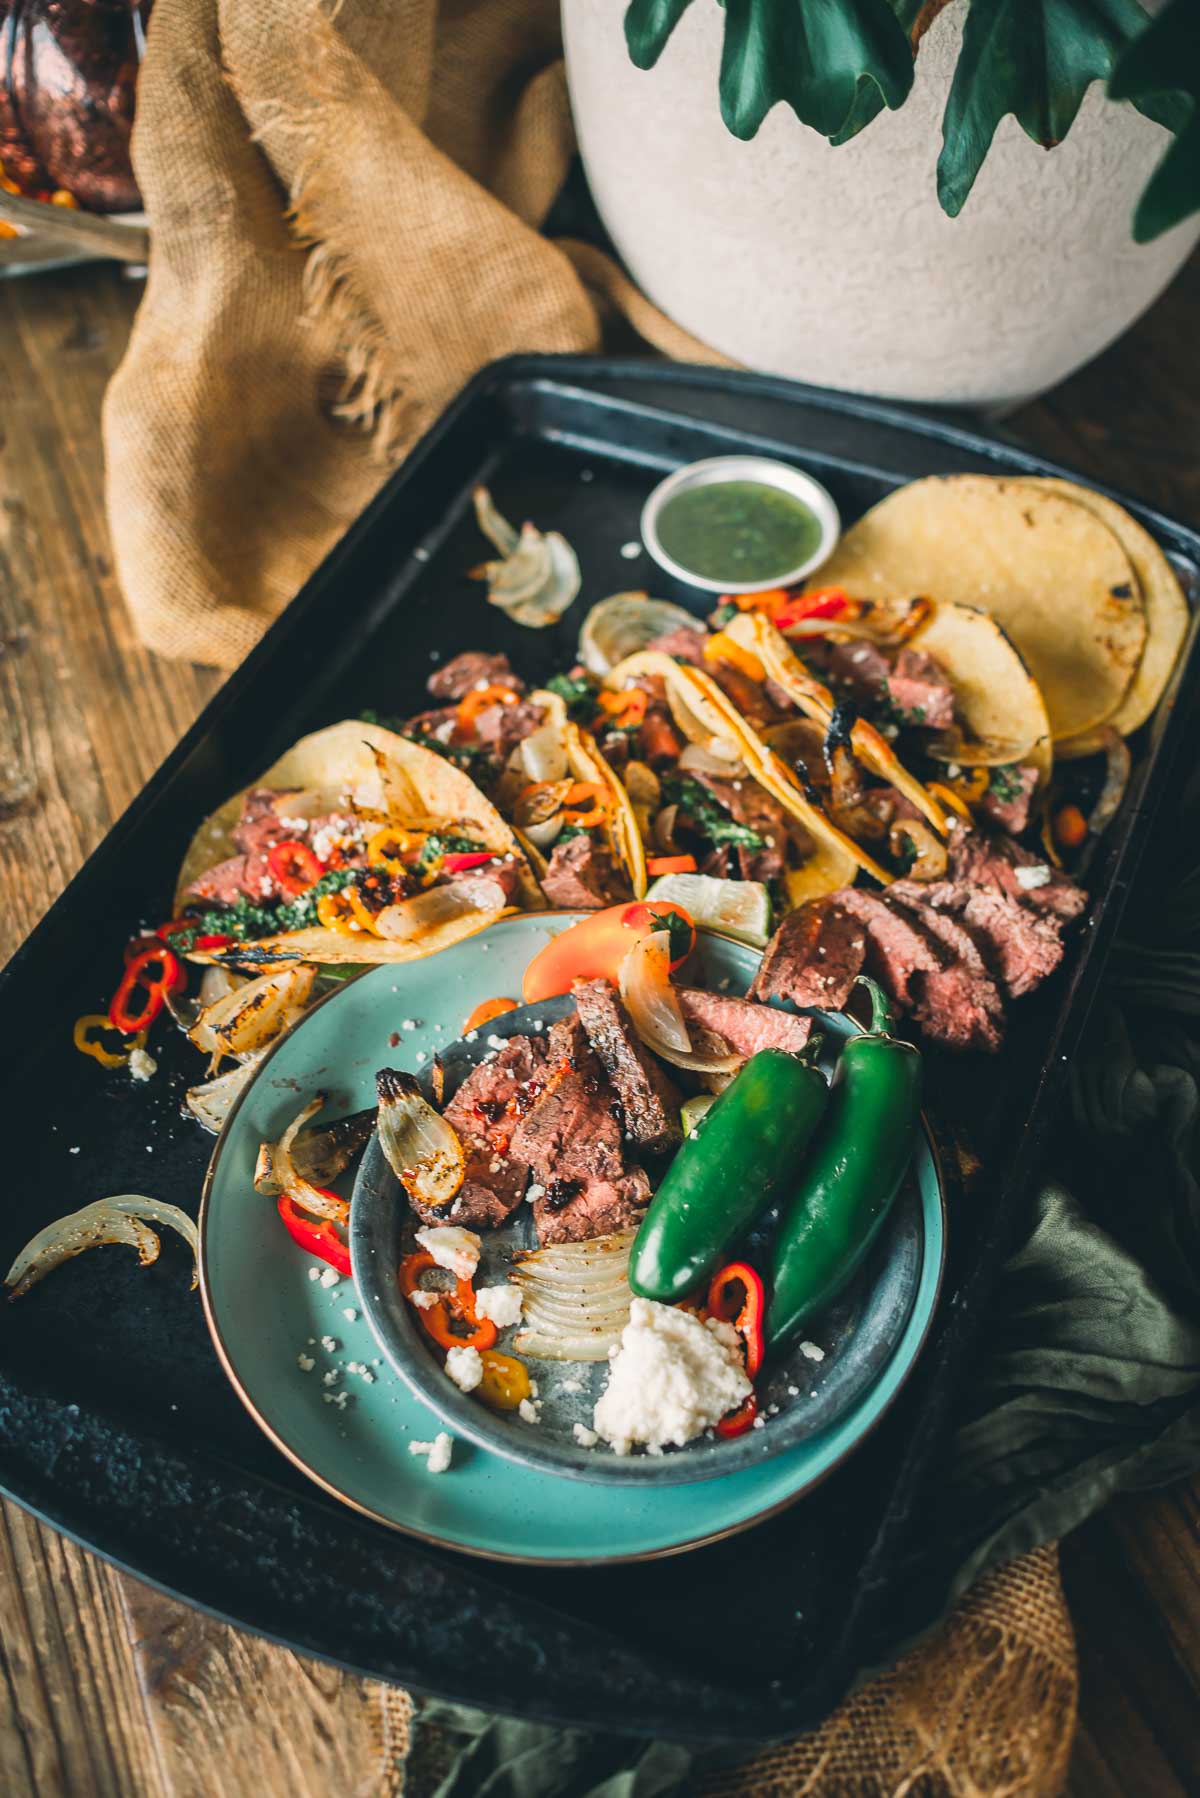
xmin=185 ymin=852 xmax=275 ymax=906
xmin=826 ymin=640 xmax=891 ymax=702
xmin=749 ymin=899 xmax=867 ymax=1010
xmin=428 ymin=1035 xmax=550 ymax=1228
xmin=678 ymin=988 xmax=813 ymax=1056
xmin=980 ymin=766 xmax=1038 ymax=836
xmin=428 ymin=651 xmax=522 ymax=702
xmin=541 ymin=834 xmax=629 ymax=908
xmin=474 ymin=699 xmax=545 ymax=758
xmin=885 ymin=649 xmax=956 ymax=730
xmin=687 ymin=768 xmax=790 ymax=882
xmin=637 ymin=700 xmax=684 ymax=767
xmin=946 ymin=832 xmax=1086 ymax=922
xmin=572 ymin=978 xmax=682 ymax=1156
xmin=512 ymin=1014 xmax=652 ymax=1246
xmin=887 ymin=895 xmax=1004 ymax=1052
xmin=453 ymin=855 xmax=524 ymax=906
xmin=907 ymin=880 xmax=1066 ymax=998
xmin=709 ymin=660 xmax=780 ymax=729
xmin=835 ymin=887 xmax=950 ymax=1009
xmin=647 ymin=626 xmax=707 ymax=666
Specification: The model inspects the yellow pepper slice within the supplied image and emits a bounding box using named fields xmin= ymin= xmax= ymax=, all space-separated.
xmin=73 ymin=1014 xmax=147 ymax=1068
xmin=316 ymin=891 xmax=361 ymax=935
xmin=476 ymin=1350 xmax=532 ymax=1412
xmin=703 ymin=630 xmax=766 ymax=684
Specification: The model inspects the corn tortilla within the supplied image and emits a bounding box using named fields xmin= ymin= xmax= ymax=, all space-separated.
xmin=811 ymin=475 xmax=1145 ymax=742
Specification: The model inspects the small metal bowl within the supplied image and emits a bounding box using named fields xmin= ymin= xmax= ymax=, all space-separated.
xmin=641 ymin=454 xmax=840 ymax=595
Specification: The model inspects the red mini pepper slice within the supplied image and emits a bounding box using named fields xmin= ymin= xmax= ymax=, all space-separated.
xmin=707 ymin=1260 xmax=766 ymax=1378
xmin=441 ymin=851 xmax=495 ymax=874
xmin=716 ymin=1392 xmax=759 ymax=1439
xmin=773 ymin=587 xmax=849 ymax=631
xmin=398 ymin=1250 xmax=498 ymax=1353
xmin=277 ymin=1194 xmax=352 ymax=1277
xmin=109 ymin=944 xmax=183 ymax=1035
xmin=267 ymin=839 xmax=324 ymax=898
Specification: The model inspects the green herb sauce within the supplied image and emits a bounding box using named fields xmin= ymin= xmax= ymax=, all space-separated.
xmin=656 ymin=480 xmax=822 ymax=585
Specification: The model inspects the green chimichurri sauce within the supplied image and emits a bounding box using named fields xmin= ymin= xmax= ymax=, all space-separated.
xmin=656 ymin=480 xmax=822 ymax=584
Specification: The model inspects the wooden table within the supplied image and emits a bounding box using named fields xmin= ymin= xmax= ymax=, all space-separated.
xmin=1 ymin=257 xmax=1199 ymax=1797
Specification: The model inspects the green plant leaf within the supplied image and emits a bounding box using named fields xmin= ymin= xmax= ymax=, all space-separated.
xmin=831 ymin=0 xmax=928 ymax=143
xmin=937 ymin=0 xmax=1181 ymax=217
xmin=1110 ymin=0 xmax=1200 ymax=241
xmin=719 ymin=0 xmax=915 ymax=140
xmin=624 ymin=0 xmax=698 ymax=70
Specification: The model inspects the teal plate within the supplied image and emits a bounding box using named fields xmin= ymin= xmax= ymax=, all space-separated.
xmin=201 ymin=915 xmax=946 ymax=1564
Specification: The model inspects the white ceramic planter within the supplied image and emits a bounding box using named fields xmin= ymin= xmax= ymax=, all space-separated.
xmin=564 ymin=1 xmax=1200 ymax=406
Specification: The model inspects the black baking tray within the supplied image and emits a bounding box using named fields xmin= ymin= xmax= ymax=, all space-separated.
xmin=2 ymin=357 xmax=1198 ymax=1742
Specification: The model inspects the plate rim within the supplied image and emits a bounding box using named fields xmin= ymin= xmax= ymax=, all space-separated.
xmin=199 ymin=915 xmax=948 ymax=1564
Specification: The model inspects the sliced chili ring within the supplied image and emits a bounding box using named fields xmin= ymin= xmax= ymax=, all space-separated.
xmin=268 ymin=839 xmax=324 ymax=898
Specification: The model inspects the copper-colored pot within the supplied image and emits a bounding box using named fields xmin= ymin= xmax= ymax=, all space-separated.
xmin=0 ymin=1 xmax=146 ymax=213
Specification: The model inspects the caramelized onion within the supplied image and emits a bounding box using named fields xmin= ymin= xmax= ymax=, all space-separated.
xmin=189 ymin=966 xmax=316 ymax=1066
xmin=186 ymin=1055 xmax=264 ymax=1134
xmin=889 ymin=819 xmax=948 ymax=881
xmin=376 ymin=1068 xmax=465 ymax=1210
xmin=374 ymin=877 xmax=507 ymax=943
xmin=1088 ymin=727 xmax=1131 ymax=841
xmin=519 ymin=720 xmax=570 ymax=784
xmin=512 ymin=1230 xmax=635 ymax=1361
xmin=254 ymin=1109 xmax=374 ymax=1194
xmin=266 ymin=1095 xmax=349 ymax=1222
xmin=5 ymin=1196 xmax=199 ymax=1300
xmin=619 ymin=931 xmax=691 ymax=1055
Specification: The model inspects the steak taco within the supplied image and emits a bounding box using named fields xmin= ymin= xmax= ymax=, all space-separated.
xmin=173 ymin=720 xmax=544 ymax=968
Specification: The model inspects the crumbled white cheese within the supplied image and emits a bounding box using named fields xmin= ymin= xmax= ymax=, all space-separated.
xmin=558 ymin=1378 xmax=583 ymax=1395
xmin=408 ymin=1289 xmax=438 ymax=1311
xmin=593 ymin=1300 xmax=751 ymax=1456
xmin=518 ymin=1397 xmax=541 ymax=1425
xmin=323 ymin=1370 xmax=340 ymax=1387
xmin=346 ymin=1360 xmax=376 ymax=1384
xmin=475 ymin=1284 xmax=524 ymax=1328
xmin=573 ymin=1423 xmax=599 ymax=1448
xmin=485 ymin=1033 xmax=508 ymax=1049
xmin=445 ymin=1345 xmax=484 ymax=1393
xmin=1015 ymin=863 xmax=1053 ymax=890
xmin=320 ymin=1335 xmax=339 ymax=1352
xmin=401 ymin=1018 xmax=421 ymax=1031
xmin=342 ymin=1306 xmax=358 ymax=1322
xmin=318 ymin=1268 xmax=339 ymax=1289
xmin=619 ymin=540 xmax=641 ymax=560
xmin=128 ymin=1047 xmax=157 ymax=1082
xmin=307 ymin=1267 xmax=320 ymax=1283
xmin=799 ymin=1341 xmax=825 ymax=1363
xmin=323 ymin=1389 xmax=350 ymax=1410
xmin=296 ymin=1353 xmax=315 ymax=1372
xmin=414 ymin=1225 xmax=481 ymax=1280
xmin=259 ymin=875 xmax=275 ymax=897
xmin=525 ymin=1183 xmax=546 ymax=1203
xmin=277 ymin=815 xmax=310 ymax=834
xmin=409 ymin=1432 xmax=454 ymax=1473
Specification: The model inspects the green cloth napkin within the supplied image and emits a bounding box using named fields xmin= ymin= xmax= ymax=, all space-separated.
xmin=409 ymin=739 xmax=1200 ymax=1795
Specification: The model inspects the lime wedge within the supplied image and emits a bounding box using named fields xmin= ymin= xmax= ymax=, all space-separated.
xmin=645 ymin=873 xmax=772 ymax=948
xmin=680 ymin=1093 xmax=716 ymax=1136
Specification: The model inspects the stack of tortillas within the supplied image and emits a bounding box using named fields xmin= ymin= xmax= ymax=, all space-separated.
xmin=812 ymin=475 xmax=1190 ymax=759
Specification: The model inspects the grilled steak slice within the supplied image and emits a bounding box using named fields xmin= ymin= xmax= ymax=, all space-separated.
xmin=749 ymin=899 xmax=867 ymax=1010
xmin=687 ymin=768 xmax=790 ymax=882
xmin=886 ymin=649 xmax=956 ymax=730
xmin=422 ymin=1035 xmax=550 ymax=1229
xmin=709 ymin=660 xmax=780 ymax=729
xmin=428 ymin=651 xmax=523 ymax=702
xmin=835 ymin=887 xmax=950 ymax=1009
xmin=474 ymin=699 xmax=546 ymax=759
xmin=678 ymin=988 xmax=812 ymax=1056
xmin=980 ymin=766 xmax=1038 ymax=836
xmin=887 ymin=895 xmax=1004 ymax=1052
xmin=572 ymin=978 xmax=682 ymax=1156
xmin=186 ymin=852 xmax=275 ymax=906
xmin=906 ymin=880 xmax=1066 ymax=998
xmin=946 ymin=832 xmax=1086 ymax=922
xmin=511 ymin=1014 xmax=652 ymax=1246
xmin=647 ymin=626 xmax=707 ymax=666
xmin=453 ymin=855 xmax=524 ymax=906
xmin=541 ymin=834 xmax=629 ymax=908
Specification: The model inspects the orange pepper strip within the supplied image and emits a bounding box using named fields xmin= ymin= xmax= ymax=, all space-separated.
xmin=464 ymin=996 xmax=519 ymax=1034
xmin=1054 ymin=803 xmax=1088 ymax=849
xmin=561 ymin=782 xmax=610 ymax=828
xmin=703 ymin=631 xmax=766 ymax=683
xmin=398 ymin=1251 xmax=497 ymax=1352
xmin=595 ymin=688 xmax=648 ymax=730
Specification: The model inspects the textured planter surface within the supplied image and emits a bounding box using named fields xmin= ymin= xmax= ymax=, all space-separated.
xmin=564 ymin=1 xmax=1199 ymax=405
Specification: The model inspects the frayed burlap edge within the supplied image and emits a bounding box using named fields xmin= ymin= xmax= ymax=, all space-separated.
xmin=372 ymin=1545 xmax=1075 ymax=1798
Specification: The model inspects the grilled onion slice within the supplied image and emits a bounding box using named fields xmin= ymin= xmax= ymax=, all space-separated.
xmin=5 ymin=1196 xmax=199 ymax=1299
xmin=376 ymin=1069 xmax=465 ymax=1211
xmin=512 ymin=1230 xmax=635 ymax=1361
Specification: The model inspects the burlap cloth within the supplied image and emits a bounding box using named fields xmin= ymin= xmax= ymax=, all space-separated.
xmin=102 ymin=3 xmax=1080 ymax=1789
